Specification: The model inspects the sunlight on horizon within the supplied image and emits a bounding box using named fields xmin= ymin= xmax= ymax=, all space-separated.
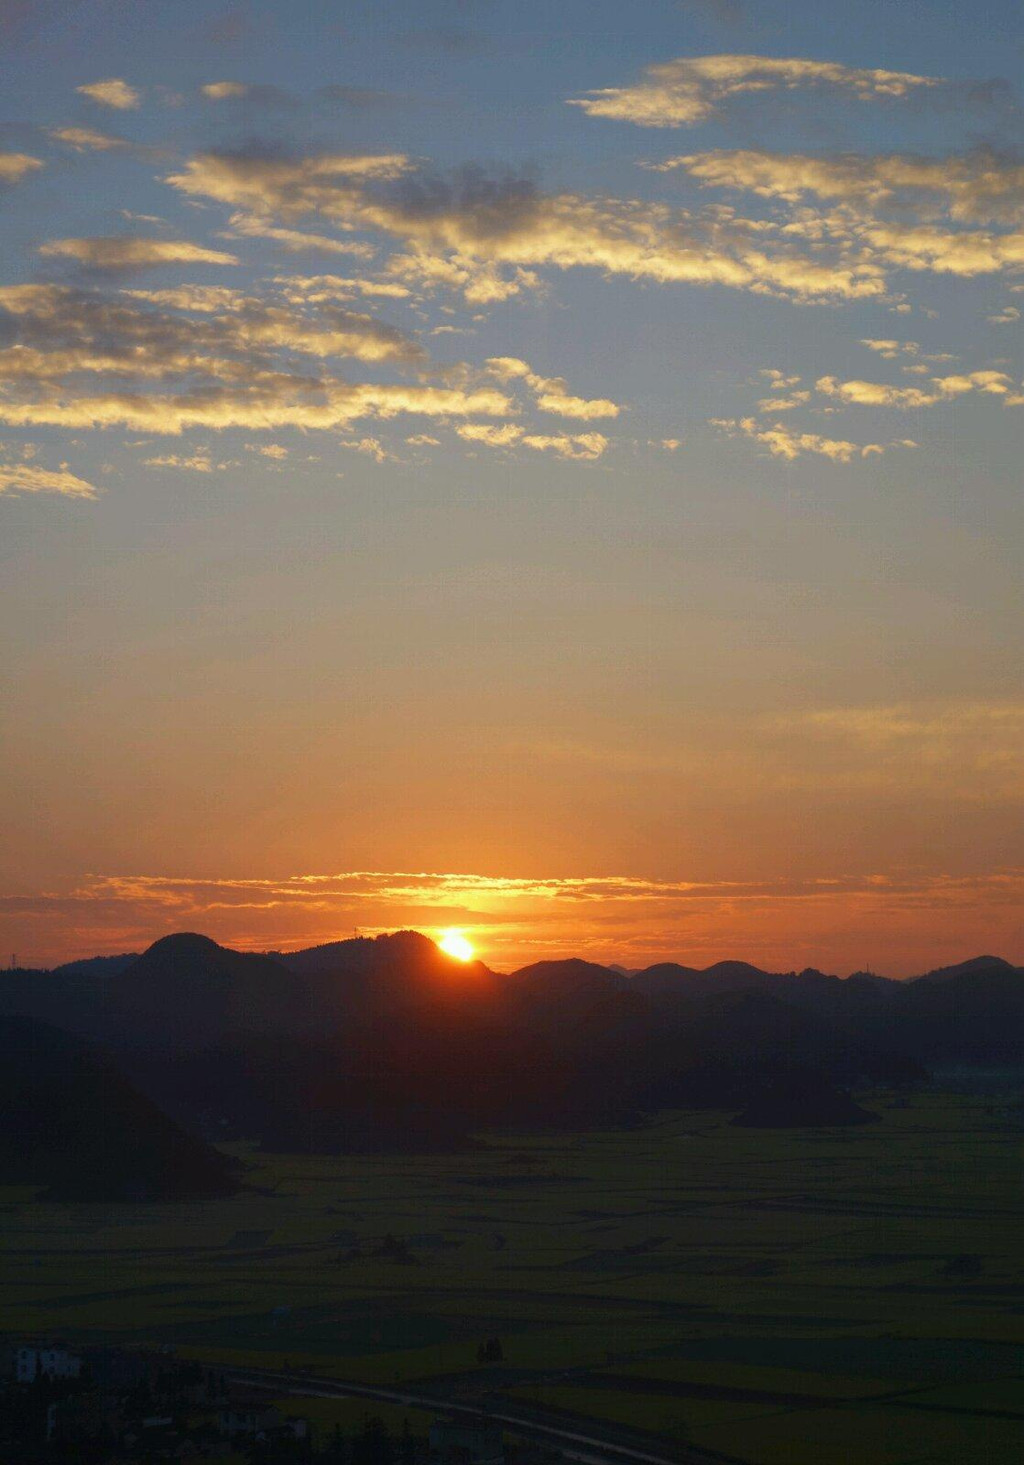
xmin=437 ymin=928 xmax=476 ymax=962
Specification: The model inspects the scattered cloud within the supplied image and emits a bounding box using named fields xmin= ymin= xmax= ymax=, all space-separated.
xmin=657 ymin=148 xmax=1024 ymax=282
xmin=664 ymin=148 xmax=1024 ymax=224
xmin=38 ymin=236 xmax=239 ymax=269
xmin=568 ymin=55 xmax=939 ymax=128
xmin=0 ymin=150 xmax=42 ymax=183
xmin=223 ymin=213 xmax=376 ymax=258
xmin=456 ymin=422 xmax=523 ymax=447
xmin=485 ymin=356 xmax=621 ymax=419
xmin=76 ymin=78 xmax=140 ymax=111
xmin=522 ymin=432 xmax=609 ymax=460
xmin=0 ymin=281 xmax=506 ymax=436
xmin=755 ymin=371 xmax=810 ymax=411
xmin=166 ymin=151 xmax=889 ymax=304
xmin=143 ymin=451 xmax=232 ymax=472
xmin=711 ymin=415 xmax=916 ymax=461
xmin=49 ymin=125 xmax=130 ymax=152
xmin=0 ymin=458 xmax=97 ymax=497
xmin=816 ymin=368 xmax=1017 ymax=408
xmin=201 ymin=81 xmax=250 ymax=99
xmin=988 ymin=304 xmax=1020 ymax=324
xmin=455 ymin=421 xmax=609 ymax=458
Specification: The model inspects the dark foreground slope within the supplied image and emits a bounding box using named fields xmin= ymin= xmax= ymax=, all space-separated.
xmin=0 ymin=1017 xmax=237 ymax=1200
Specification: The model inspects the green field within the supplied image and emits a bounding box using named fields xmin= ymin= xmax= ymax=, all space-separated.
xmin=1 ymin=1091 xmax=1022 ymax=1463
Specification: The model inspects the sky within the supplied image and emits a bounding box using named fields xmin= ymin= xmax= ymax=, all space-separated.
xmin=1 ymin=0 xmax=1022 ymax=975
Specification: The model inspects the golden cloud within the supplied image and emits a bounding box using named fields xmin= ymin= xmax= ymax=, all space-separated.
xmin=816 ymin=369 xmax=1016 ymax=408
xmin=50 ymin=126 xmax=130 ymax=152
xmin=165 ymin=151 xmax=888 ymax=303
xmin=38 ymin=237 xmax=239 ymax=269
xmin=201 ymin=81 xmax=251 ymax=99
xmin=485 ymin=356 xmax=621 ymax=419
xmin=0 ymin=152 xmax=43 ymax=183
xmin=0 ymin=460 xmax=97 ymax=497
xmin=569 ymin=55 xmax=939 ymax=128
xmin=666 ymin=148 xmax=1024 ymax=223
xmin=75 ymin=78 xmax=140 ymax=110
xmin=711 ymin=415 xmax=916 ymax=462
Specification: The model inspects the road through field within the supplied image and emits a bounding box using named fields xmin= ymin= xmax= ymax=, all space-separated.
xmin=224 ymin=1365 xmax=739 ymax=1465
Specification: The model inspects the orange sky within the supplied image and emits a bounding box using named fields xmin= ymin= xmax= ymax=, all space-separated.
xmin=1 ymin=5 xmax=1021 ymax=977
xmin=4 ymin=867 xmax=1022 ymax=976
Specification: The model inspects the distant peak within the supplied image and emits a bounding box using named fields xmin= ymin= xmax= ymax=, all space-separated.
xmin=143 ymin=932 xmax=224 ymax=958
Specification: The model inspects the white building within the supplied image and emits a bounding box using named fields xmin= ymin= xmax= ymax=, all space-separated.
xmin=15 ymin=1345 xmax=82 ymax=1383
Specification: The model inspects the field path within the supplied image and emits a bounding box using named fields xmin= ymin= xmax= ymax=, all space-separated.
xmin=223 ymin=1364 xmax=742 ymax=1465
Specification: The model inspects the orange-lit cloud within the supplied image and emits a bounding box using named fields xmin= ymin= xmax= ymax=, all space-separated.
xmin=5 ymin=863 xmax=1024 ymax=976
xmin=710 ymin=415 xmax=916 ymax=461
xmin=75 ymin=78 xmax=141 ymax=110
xmin=568 ymin=55 xmax=939 ymax=128
xmin=50 ymin=126 xmax=131 ymax=152
xmin=165 ymin=151 xmax=888 ymax=303
xmin=0 ymin=152 xmax=43 ymax=183
xmin=38 ymin=237 xmax=239 ymax=269
xmin=0 ymin=459 xmax=97 ymax=497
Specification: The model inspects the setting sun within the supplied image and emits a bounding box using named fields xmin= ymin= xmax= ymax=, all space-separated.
xmin=438 ymin=928 xmax=476 ymax=962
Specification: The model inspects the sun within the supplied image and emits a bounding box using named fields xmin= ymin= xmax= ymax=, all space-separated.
xmin=438 ymin=928 xmax=476 ymax=962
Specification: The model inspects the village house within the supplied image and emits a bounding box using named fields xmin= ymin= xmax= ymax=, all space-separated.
xmin=429 ymin=1416 xmax=505 ymax=1465
xmin=7 ymin=1342 xmax=82 ymax=1383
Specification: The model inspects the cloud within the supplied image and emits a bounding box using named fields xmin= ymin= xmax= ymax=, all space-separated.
xmin=755 ymin=371 xmax=810 ymax=411
xmin=166 ymin=149 xmax=413 ymax=216
xmin=0 ymin=458 xmax=97 ymax=497
xmin=659 ymin=148 xmax=1024 ymax=282
xmin=143 ymin=452 xmax=228 ymax=472
xmin=456 ymin=422 xmax=524 ymax=447
xmin=166 ymin=151 xmax=888 ymax=304
xmin=200 ymin=80 xmax=295 ymax=107
xmin=987 ymin=304 xmax=1020 ymax=324
xmin=485 ymin=356 xmax=621 ymax=419
xmin=0 ymin=150 xmax=42 ymax=183
xmin=317 ymin=85 xmax=410 ymax=110
xmin=271 ymin=274 xmax=411 ymax=302
xmin=455 ymin=422 xmax=609 ymax=458
xmin=0 ymin=382 xmax=513 ymax=435
xmin=711 ymin=415 xmax=915 ymax=462
xmin=122 ymin=285 xmax=246 ymax=313
xmin=0 ymin=281 xmax=494 ymax=438
xmin=816 ymin=369 xmax=1016 ymax=408
xmin=38 ymin=237 xmax=239 ymax=270
xmin=201 ymin=81 xmax=251 ymax=99
xmin=223 ymin=213 xmax=376 ymax=258
xmin=664 ymin=148 xmax=1024 ymax=224
xmin=568 ymin=55 xmax=939 ymax=128
xmin=17 ymin=861 xmax=1024 ymax=974
xmin=76 ymin=78 xmax=140 ymax=110
xmin=522 ymin=432 xmax=609 ymax=460
xmin=49 ymin=125 xmax=130 ymax=152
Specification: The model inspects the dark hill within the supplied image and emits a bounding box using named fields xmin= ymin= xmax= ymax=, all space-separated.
xmin=910 ymin=955 xmax=1017 ymax=983
xmin=100 ymin=933 xmax=304 ymax=1047
xmin=731 ymin=1071 xmax=880 ymax=1128
xmin=52 ymin=952 xmax=139 ymax=978
xmin=894 ymin=966 xmax=1024 ymax=1064
xmin=0 ymin=1017 xmax=237 ymax=1201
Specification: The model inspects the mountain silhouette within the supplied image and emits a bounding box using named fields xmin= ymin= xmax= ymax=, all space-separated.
xmin=1 ymin=936 xmax=1018 ymax=1155
xmin=0 ymin=1017 xmax=237 ymax=1201
xmin=730 ymin=1070 xmax=880 ymax=1128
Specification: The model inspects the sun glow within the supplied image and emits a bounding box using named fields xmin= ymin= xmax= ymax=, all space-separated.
xmin=438 ymin=928 xmax=476 ymax=962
